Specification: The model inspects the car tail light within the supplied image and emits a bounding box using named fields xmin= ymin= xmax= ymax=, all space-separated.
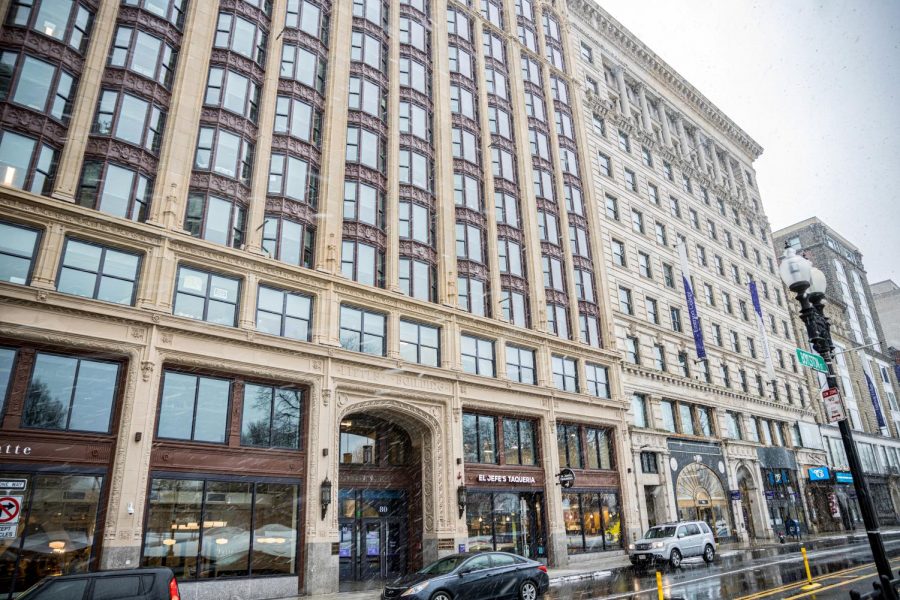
xmin=537 ymin=565 xmax=548 ymax=573
xmin=169 ymin=577 xmax=181 ymax=600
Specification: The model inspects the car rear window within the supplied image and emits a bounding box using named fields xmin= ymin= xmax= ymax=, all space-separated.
xmin=685 ymin=524 xmax=701 ymax=536
xmin=93 ymin=576 xmax=142 ymax=600
xmin=698 ymin=522 xmax=711 ymax=534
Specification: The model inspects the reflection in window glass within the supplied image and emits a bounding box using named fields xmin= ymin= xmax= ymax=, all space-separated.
xmin=0 ymin=130 xmax=58 ymax=195
xmin=241 ymin=384 xmax=302 ymax=448
xmin=77 ymin=162 xmax=152 ymax=222
xmin=3 ymin=474 xmax=103 ymax=595
xmin=173 ymin=266 xmax=240 ymax=326
xmin=23 ymin=353 xmax=119 ymax=432
xmin=142 ymin=478 xmax=298 ymax=579
xmin=256 ymin=285 xmax=312 ymax=341
xmin=463 ymin=413 xmax=496 ymax=463
xmin=339 ymin=305 xmax=386 ymax=355
xmin=157 ymin=371 xmax=230 ymax=443
xmin=57 ymin=239 xmax=140 ymax=305
xmin=0 ymin=222 xmax=40 ymax=285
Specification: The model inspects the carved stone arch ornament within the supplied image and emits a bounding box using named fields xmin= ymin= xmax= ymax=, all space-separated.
xmin=332 ymin=396 xmax=448 ymax=534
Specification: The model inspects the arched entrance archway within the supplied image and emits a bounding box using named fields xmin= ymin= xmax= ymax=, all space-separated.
xmin=335 ymin=403 xmax=439 ymax=590
xmin=675 ymin=462 xmax=732 ymax=539
xmin=737 ymin=465 xmax=758 ymax=539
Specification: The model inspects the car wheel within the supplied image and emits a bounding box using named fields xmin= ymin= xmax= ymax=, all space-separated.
xmin=703 ymin=544 xmax=715 ymax=563
xmin=430 ymin=592 xmax=452 ymax=600
xmin=669 ymin=548 xmax=682 ymax=569
xmin=520 ymin=580 xmax=539 ymax=600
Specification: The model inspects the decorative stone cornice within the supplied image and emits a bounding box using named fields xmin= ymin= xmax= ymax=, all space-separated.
xmin=568 ymin=0 xmax=764 ymax=160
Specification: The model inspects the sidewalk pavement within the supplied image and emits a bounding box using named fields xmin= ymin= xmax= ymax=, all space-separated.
xmin=278 ymin=528 xmax=900 ymax=600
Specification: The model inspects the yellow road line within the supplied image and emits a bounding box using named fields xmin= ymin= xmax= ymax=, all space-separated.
xmin=734 ymin=559 xmax=899 ymax=600
xmin=783 ymin=572 xmax=874 ymax=599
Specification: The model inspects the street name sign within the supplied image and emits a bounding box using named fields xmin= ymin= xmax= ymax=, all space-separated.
xmin=796 ymin=348 xmax=827 ymax=373
xmin=822 ymin=387 xmax=846 ymax=423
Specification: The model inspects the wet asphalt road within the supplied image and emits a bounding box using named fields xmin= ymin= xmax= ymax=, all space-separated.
xmin=545 ymin=536 xmax=900 ymax=600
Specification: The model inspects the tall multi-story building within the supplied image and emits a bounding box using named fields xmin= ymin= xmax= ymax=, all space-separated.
xmin=0 ymin=0 xmax=633 ymax=597
xmin=775 ymin=218 xmax=900 ymax=531
xmin=568 ymin=0 xmax=827 ymax=544
xmin=872 ymin=279 xmax=900 ymax=349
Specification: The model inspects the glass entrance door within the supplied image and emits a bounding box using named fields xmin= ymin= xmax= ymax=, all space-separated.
xmin=338 ymin=489 xmax=407 ymax=582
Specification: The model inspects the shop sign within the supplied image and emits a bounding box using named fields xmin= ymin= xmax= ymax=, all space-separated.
xmin=476 ymin=474 xmax=537 ymax=484
xmin=835 ymin=471 xmax=854 ymax=484
xmin=808 ymin=467 xmax=831 ymax=482
xmin=764 ymin=490 xmax=775 ymax=500
xmin=729 ymin=490 xmax=741 ymax=501
xmin=557 ymin=468 xmax=576 ymax=489
xmin=0 ymin=445 xmax=32 ymax=455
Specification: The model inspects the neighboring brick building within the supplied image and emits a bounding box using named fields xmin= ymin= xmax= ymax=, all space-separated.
xmin=775 ymin=218 xmax=900 ymax=531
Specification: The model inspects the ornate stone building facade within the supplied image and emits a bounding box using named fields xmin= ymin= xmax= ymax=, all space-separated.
xmin=0 ymin=0 xmax=628 ymax=597
xmin=568 ymin=0 xmax=825 ymax=544
xmin=775 ymin=218 xmax=900 ymax=531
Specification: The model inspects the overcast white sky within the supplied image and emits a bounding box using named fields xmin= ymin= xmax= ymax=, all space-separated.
xmin=596 ymin=0 xmax=900 ymax=284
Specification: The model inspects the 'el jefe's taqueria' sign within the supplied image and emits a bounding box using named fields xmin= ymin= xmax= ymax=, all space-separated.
xmin=476 ymin=474 xmax=537 ymax=484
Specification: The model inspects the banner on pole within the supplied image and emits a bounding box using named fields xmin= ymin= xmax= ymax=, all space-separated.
xmin=677 ymin=240 xmax=706 ymax=361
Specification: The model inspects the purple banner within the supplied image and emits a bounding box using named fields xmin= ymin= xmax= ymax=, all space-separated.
xmin=749 ymin=281 xmax=776 ymax=382
xmin=864 ymin=372 xmax=887 ymax=429
xmin=678 ymin=241 xmax=706 ymax=360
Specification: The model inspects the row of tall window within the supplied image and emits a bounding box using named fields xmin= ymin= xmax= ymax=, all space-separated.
xmin=463 ymin=412 xmax=616 ymax=471
xmin=2 ymin=219 xmax=612 ymax=398
xmin=630 ymin=394 xmax=805 ymax=449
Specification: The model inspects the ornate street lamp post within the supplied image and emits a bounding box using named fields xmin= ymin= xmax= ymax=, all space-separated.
xmin=779 ymin=247 xmax=897 ymax=599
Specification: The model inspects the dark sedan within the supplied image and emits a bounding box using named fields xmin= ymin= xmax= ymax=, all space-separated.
xmin=16 ymin=567 xmax=180 ymax=600
xmin=383 ymin=551 xmax=549 ymax=600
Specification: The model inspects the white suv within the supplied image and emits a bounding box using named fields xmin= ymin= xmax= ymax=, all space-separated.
xmin=628 ymin=521 xmax=716 ymax=568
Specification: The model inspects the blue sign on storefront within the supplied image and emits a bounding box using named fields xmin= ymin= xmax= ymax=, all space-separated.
xmin=835 ymin=471 xmax=854 ymax=484
xmin=808 ymin=466 xmax=830 ymax=481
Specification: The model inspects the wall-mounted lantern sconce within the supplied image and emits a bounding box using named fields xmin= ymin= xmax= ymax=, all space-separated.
xmin=320 ymin=477 xmax=332 ymax=520
xmin=457 ymin=485 xmax=467 ymax=518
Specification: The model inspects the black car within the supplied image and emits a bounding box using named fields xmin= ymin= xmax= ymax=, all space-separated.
xmin=383 ymin=551 xmax=549 ymax=600
xmin=16 ymin=567 xmax=181 ymax=600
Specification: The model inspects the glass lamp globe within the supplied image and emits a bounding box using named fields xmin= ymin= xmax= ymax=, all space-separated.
xmin=808 ymin=268 xmax=827 ymax=296
xmin=778 ymin=247 xmax=812 ymax=292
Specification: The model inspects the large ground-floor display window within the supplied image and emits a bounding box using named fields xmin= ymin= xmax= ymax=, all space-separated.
xmin=561 ymin=489 xmax=621 ymax=553
xmin=141 ymin=475 xmax=300 ymax=580
xmin=675 ymin=462 xmax=732 ymax=539
xmin=0 ymin=471 xmax=104 ymax=599
xmin=466 ymin=491 xmax=546 ymax=560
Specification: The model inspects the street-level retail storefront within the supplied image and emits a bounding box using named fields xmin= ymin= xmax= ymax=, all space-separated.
xmin=140 ymin=366 xmax=308 ymax=598
xmin=0 ymin=343 xmax=126 ymax=599
xmin=556 ymin=422 xmax=623 ymax=556
xmin=758 ymin=447 xmax=807 ymax=536
xmin=668 ymin=440 xmax=734 ymax=541
xmin=866 ymin=474 xmax=898 ymax=526
xmin=463 ymin=411 xmax=547 ymax=561
xmin=805 ymin=466 xmax=845 ymax=533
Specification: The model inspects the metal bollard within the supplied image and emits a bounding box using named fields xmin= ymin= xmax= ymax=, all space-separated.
xmin=656 ymin=570 xmax=664 ymax=600
xmin=799 ymin=547 xmax=821 ymax=591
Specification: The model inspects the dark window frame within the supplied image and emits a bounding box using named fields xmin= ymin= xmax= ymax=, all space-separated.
xmin=255 ymin=283 xmax=313 ymax=342
xmin=0 ymin=219 xmax=42 ymax=286
xmin=56 ymin=237 xmax=142 ymax=306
